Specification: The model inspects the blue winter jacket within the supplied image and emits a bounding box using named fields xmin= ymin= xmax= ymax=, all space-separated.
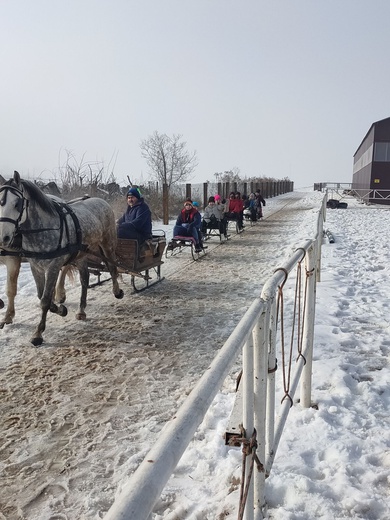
xmin=117 ymin=198 xmax=152 ymax=238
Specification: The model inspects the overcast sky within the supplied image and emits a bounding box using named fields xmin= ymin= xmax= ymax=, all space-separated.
xmin=1 ymin=0 xmax=390 ymax=189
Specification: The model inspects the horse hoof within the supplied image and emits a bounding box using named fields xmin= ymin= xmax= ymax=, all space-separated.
xmin=0 ymin=299 xmax=4 ymax=310
xmin=58 ymin=305 xmax=68 ymax=317
xmin=115 ymin=289 xmax=124 ymax=300
xmin=31 ymin=337 xmax=43 ymax=347
xmin=0 ymin=322 xmax=5 ymax=329
xmin=76 ymin=312 xmax=86 ymax=321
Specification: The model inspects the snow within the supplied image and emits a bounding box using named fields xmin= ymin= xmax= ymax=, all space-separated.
xmin=1 ymin=190 xmax=389 ymax=519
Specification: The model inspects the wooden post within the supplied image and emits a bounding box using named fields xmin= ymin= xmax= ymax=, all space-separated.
xmin=203 ymin=183 xmax=208 ymax=208
xmin=163 ymin=183 xmax=169 ymax=225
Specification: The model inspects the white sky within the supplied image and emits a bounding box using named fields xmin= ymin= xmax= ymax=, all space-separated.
xmin=1 ymin=0 xmax=390 ymax=188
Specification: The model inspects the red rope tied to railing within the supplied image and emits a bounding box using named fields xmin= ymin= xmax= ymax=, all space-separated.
xmin=296 ymin=266 xmax=315 ymax=363
xmin=275 ymin=267 xmax=294 ymax=407
xmin=236 ymin=426 xmax=264 ymax=520
xmin=276 ymin=257 xmax=312 ymax=407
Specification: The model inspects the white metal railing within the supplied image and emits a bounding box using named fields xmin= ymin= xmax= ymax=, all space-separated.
xmin=315 ymin=182 xmax=390 ymax=203
xmin=350 ymin=188 xmax=390 ymax=201
xmin=104 ymin=195 xmax=327 ymax=520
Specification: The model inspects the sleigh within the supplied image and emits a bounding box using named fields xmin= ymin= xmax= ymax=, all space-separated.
xmin=165 ymin=235 xmax=207 ymax=261
xmin=87 ymin=231 xmax=166 ymax=292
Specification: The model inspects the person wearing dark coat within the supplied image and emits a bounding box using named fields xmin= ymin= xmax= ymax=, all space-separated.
xmin=255 ymin=190 xmax=266 ymax=219
xmin=117 ymin=187 xmax=152 ymax=243
xmin=173 ymin=199 xmax=205 ymax=252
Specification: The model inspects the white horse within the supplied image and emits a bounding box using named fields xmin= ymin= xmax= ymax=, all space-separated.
xmin=0 ymin=171 xmax=123 ymax=345
xmin=0 ymin=175 xmax=73 ymax=329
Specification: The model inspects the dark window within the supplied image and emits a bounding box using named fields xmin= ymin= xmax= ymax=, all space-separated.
xmin=374 ymin=142 xmax=390 ymax=161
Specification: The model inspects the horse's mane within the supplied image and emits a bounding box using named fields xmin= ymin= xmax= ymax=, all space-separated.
xmin=8 ymin=178 xmax=59 ymax=217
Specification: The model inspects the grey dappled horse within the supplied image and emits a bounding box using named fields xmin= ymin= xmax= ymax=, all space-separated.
xmin=0 ymin=175 xmax=76 ymax=329
xmin=0 ymin=171 xmax=123 ymax=346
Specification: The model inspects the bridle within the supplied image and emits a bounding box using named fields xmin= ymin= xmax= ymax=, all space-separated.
xmin=0 ymin=184 xmax=27 ymax=228
xmin=0 ymin=184 xmax=87 ymax=260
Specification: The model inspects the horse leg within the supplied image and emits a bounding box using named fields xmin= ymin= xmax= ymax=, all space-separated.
xmin=75 ymin=261 xmax=89 ymax=320
xmin=30 ymin=263 xmax=45 ymax=300
xmin=30 ymin=268 xmax=64 ymax=346
xmin=55 ymin=265 xmax=70 ymax=304
xmin=31 ymin=292 xmax=52 ymax=346
xmin=108 ymin=263 xmax=124 ymax=299
xmin=29 ymin=262 xmax=68 ymax=319
xmin=0 ymin=257 xmax=21 ymax=328
xmin=101 ymin=247 xmax=124 ymax=300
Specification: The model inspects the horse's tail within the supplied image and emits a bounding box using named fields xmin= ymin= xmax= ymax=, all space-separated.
xmin=62 ymin=264 xmax=78 ymax=284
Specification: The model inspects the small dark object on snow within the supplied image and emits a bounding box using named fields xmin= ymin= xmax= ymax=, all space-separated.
xmin=327 ymin=199 xmax=348 ymax=209
xmin=325 ymin=230 xmax=335 ymax=243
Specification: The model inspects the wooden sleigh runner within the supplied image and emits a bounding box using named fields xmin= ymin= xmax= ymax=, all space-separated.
xmin=87 ymin=230 xmax=166 ymax=292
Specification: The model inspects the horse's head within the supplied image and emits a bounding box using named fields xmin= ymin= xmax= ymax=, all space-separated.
xmin=0 ymin=171 xmax=26 ymax=247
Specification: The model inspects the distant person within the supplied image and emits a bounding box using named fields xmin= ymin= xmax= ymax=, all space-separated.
xmin=214 ymin=194 xmax=225 ymax=207
xmin=201 ymin=196 xmax=228 ymax=237
xmin=117 ymin=187 xmax=152 ymax=243
xmin=173 ymin=199 xmax=205 ymax=252
xmin=248 ymin=193 xmax=258 ymax=221
xmin=225 ymin=191 xmax=244 ymax=230
xmin=255 ymin=190 xmax=266 ymax=219
xmin=191 ymin=201 xmax=203 ymax=243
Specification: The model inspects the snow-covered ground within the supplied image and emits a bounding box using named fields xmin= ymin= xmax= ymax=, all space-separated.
xmin=1 ymin=190 xmax=389 ymax=519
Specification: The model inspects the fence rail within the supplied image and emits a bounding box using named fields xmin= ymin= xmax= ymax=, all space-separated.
xmin=314 ymin=182 xmax=390 ymax=204
xmin=104 ymin=195 xmax=327 ymax=520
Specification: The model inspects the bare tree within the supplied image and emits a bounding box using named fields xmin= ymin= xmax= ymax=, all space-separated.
xmin=54 ymin=149 xmax=119 ymax=199
xmin=140 ymin=132 xmax=198 ymax=190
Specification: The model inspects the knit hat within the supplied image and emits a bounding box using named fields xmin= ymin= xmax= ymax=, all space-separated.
xmin=208 ymin=196 xmax=215 ymax=203
xmin=127 ymin=187 xmax=141 ymax=199
xmin=214 ymin=194 xmax=221 ymax=201
xmin=192 ymin=201 xmax=199 ymax=207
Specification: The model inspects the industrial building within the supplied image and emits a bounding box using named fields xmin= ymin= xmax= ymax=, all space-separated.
xmin=353 ymin=117 xmax=390 ymax=204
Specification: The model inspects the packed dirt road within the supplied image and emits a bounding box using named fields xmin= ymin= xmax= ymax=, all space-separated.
xmin=0 ymin=190 xmax=323 ymax=519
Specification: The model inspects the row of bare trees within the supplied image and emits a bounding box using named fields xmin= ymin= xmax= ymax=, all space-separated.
xmin=32 ymin=133 xmax=291 ymax=221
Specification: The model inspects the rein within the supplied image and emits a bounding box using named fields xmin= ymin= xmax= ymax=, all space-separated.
xmin=0 ymin=243 xmax=87 ymax=259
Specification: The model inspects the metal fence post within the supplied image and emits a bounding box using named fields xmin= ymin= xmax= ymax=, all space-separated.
xmin=265 ymin=297 xmax=277 ymax=475
xmin=300 ymin=243 xmax=317 ymax=408
xmin=253 ymin=310 xmax=268 ymax=520
xmin=243 ymin=336 xmax=254 ymax=520
xmin=316 ymin=197 xmax=326 ymax=282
